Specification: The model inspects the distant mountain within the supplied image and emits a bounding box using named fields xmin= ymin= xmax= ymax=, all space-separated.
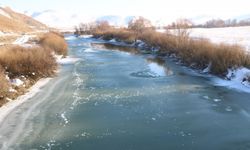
xmin=0 ymin=6 xmax=47 ymax=32
xmin=29 ymin=10 xmax=136 ymax=29
xmin=234 ymin=14 xmax=250 ymax=21
xmin=29 ymin=10 xmax=95 ymax=30
xmin=96 ymin=15 xmax=135 ymax=27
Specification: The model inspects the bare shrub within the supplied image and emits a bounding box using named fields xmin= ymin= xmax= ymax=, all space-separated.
xmin=128 ymin=17 xmax=153 ymax=42
xmin=90 ymin=24 xmax=250 ymax=75
xmin=0 ymin=46 xmax=57 ymax=79
xmin=39 ymin=32 xmax=68 ymax=57
xmin=0 ymin=66 xmax=9 ymax=100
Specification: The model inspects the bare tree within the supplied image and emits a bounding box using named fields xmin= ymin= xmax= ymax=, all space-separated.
xmin=96 ymin=21 xmax=111 ymax=31
xmin=173 ymin=18 xmax=192 ymax=41
xmin=128 ymin=16 xmax=153 ymax=42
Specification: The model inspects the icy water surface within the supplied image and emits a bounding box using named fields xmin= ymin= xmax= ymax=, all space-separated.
xmin=1 ymin=35 xmax=250 ymax=150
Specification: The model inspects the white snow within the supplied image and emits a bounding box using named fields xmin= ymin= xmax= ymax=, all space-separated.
xmin=58 ymin=57 xmax=80 ymax=65
xmin=160 ymin=26 xmax=250 ymax=51
xmin=0 ymin=78 xmax=51 ymax=123
xmin=65 ymin=36 xmax=76 ymax=41
xmin=84 ymin=48 xmax=96 ymax=53
xmin=190 ymin=26 xmax=250 ymax=51
xmin=11 ymin=79 xmax=24 ymax=86
xmin=9 ymin=88 xmax=17 ymax=93
xmin=55 ymin=55 xmax=80 ymax=65
xmin=109 ymin=39 xmax=117 ymax=43
xmin=13 ymin=35 xmax=30 ymax=45
xmin=30 ymin=10 xmax=95 ymax=29
xmin=79 ymin=35 xmax=93 ymax=38
xmin=213 ymin=67 xmax=250 ymax=93
xmin=0 ymin=9 xmax=11 ymax=19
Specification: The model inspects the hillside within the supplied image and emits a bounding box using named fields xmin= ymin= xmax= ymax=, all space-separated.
xmin=0 ymin=6 xmax=47 ymax=33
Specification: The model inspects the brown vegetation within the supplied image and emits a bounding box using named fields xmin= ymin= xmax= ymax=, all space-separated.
xmin=0 ymin=31 xmax=68 ymax=106
xmin=0 ymin=7 xmax=47 ymax=33
xmin=94 ymin=28 xmax=136 ymax=44
xmin=39 ymin=32 xmax=68 ymax=56
xmin=0 ymin=45 xmax=57 ymax=79
xmin=84 ymin=18 xmax=250 ymax=75
xmin=140 ymin=30 xmax=250 ymax=75
xmin=0 ymin=66 xmax=9 ymax=100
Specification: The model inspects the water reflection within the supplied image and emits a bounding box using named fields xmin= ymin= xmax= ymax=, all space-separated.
xmin=91 ymin=43 xmax=139 ymax=54
xmin=147 ymin=58 xmax=173 ymax=76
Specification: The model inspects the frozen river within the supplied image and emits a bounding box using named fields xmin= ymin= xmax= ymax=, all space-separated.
xmin=1 ymin=35 xmax=250 ymax=150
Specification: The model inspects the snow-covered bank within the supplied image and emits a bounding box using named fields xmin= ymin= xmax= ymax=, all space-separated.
xmin=158 ymin=26 xmax=250 ymax=51
xmin=89 ymin=34 xmax=250 ymax=93
xmin=190 ymin=26 xmax=250 ymax=51
xmin=0 ymin=78 xmax=51 ymax=123
xmin=55 ymin=55 xmax=80 ymax=65
xmin=213 ymin=68 xmax=250 ymax=93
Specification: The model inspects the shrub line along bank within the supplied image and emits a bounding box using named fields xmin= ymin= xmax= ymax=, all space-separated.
xmin=0 ymin=32 xmax=68 ymax=106
xmin=82 ymin=20 xmax=250 ymax=79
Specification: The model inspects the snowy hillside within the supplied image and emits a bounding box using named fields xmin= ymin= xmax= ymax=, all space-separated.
xmin=0 ymin=6 xmax=47 ymax=32
xmin=29 ymin=10 xmax=95 ymax=29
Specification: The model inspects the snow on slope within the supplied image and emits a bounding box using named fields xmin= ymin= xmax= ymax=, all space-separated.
xmin=213 ymin=68 xmax=250 ymax=93
xmin=190 ymin=26 xmax=250 ymax=51
xmin=189 ymin=26 xmax=250 ymax=92
xmin=12 ymin=35 xmax=30 ymax=45
xmin=0 ymin=8 xmax=11 ymax=18
xmin=29 ymin=10 xmax=95 ymax=29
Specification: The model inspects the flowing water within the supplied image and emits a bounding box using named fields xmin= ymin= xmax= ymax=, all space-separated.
xmin=1 ymin=35 xmax=250 ymax=150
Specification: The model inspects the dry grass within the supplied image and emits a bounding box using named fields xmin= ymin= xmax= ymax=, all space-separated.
xmin=0 ymin=45 xmax=57 ymax=79
xmin=93 ymin=28 xmax=250 ymax=75
xmin=39 ymin=32 xmax=68 ymax=57
xmin=93 ymin=28 xmax=136 ymax=44
xmin=0 ymin=66 xmax=9 ymax=100
xmin=0 ymin=7 xmax=47 ymax=33
xmin=0 ymin=35 xmax=19 ymax=44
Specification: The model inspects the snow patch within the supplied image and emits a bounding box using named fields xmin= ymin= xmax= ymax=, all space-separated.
xmin=202 ymin=62 xmax=212 ymax=73
xmin=109 ymin=39 xmax=117 ymax=43
xmin=13 ymin=35 xmax=30 ymax=45
xmin=55 ymin=55 xmax=80 ymax=65
xmin=79 ymin=35 xmax=93 ymax=38
xmin=0 ymin=78 xmax=51 ymax=123
xmin=65 ymin=36 xmax=76 ymax=41
xmin=213 ymin=67 xmax=250 ymax=93
xmin=0 ymin=9 xmax=11 ymax=19
xmin=84 ymin=48 xmax=96 ymax=53
xmin=11 ymin=79 xmax=24 ymax=86
xmin=190 ymin=26 xmax=250 ymax=52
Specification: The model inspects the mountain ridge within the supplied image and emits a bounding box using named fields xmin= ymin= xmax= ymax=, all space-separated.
xmin=0 ymin=6 xmax=47 ymax=33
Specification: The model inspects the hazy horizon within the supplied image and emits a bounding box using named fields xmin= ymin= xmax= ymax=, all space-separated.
xmin=1 ymin=0 xmax=250 ymax=28
xmin=2 ymin=0 xmax=250 ymax=19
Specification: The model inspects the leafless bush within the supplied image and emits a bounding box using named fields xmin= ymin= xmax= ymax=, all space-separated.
xmin=0 ymin=46 xmax=57 ymax=79
xmin=39 ymin=32 xmax=68 ymax=57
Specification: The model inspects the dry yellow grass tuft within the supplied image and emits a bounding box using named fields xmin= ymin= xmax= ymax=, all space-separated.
xmin=0 ymin=45 xmax=57 ymax=79
xmin=93 ymin=28 xmax=136 ymax=44
xmin=93 ymin=27 xmax=250 ymax=75
xmin=39 ymin=32 xmax=68 ymax=57
xmin=0 ymin=66 xmax=9 ymax=100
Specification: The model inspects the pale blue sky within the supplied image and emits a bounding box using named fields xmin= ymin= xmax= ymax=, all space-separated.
xmin=1 ymin=0 xmax=250 ymax=19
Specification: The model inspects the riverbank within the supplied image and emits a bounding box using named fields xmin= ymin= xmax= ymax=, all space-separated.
xmin=0 ymin=32 xmax=68 ymax=107
xmin=0 ymin=78 xmax=51 ymax=123
xmin=88 ymin=33 xmax=250 ymax=93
